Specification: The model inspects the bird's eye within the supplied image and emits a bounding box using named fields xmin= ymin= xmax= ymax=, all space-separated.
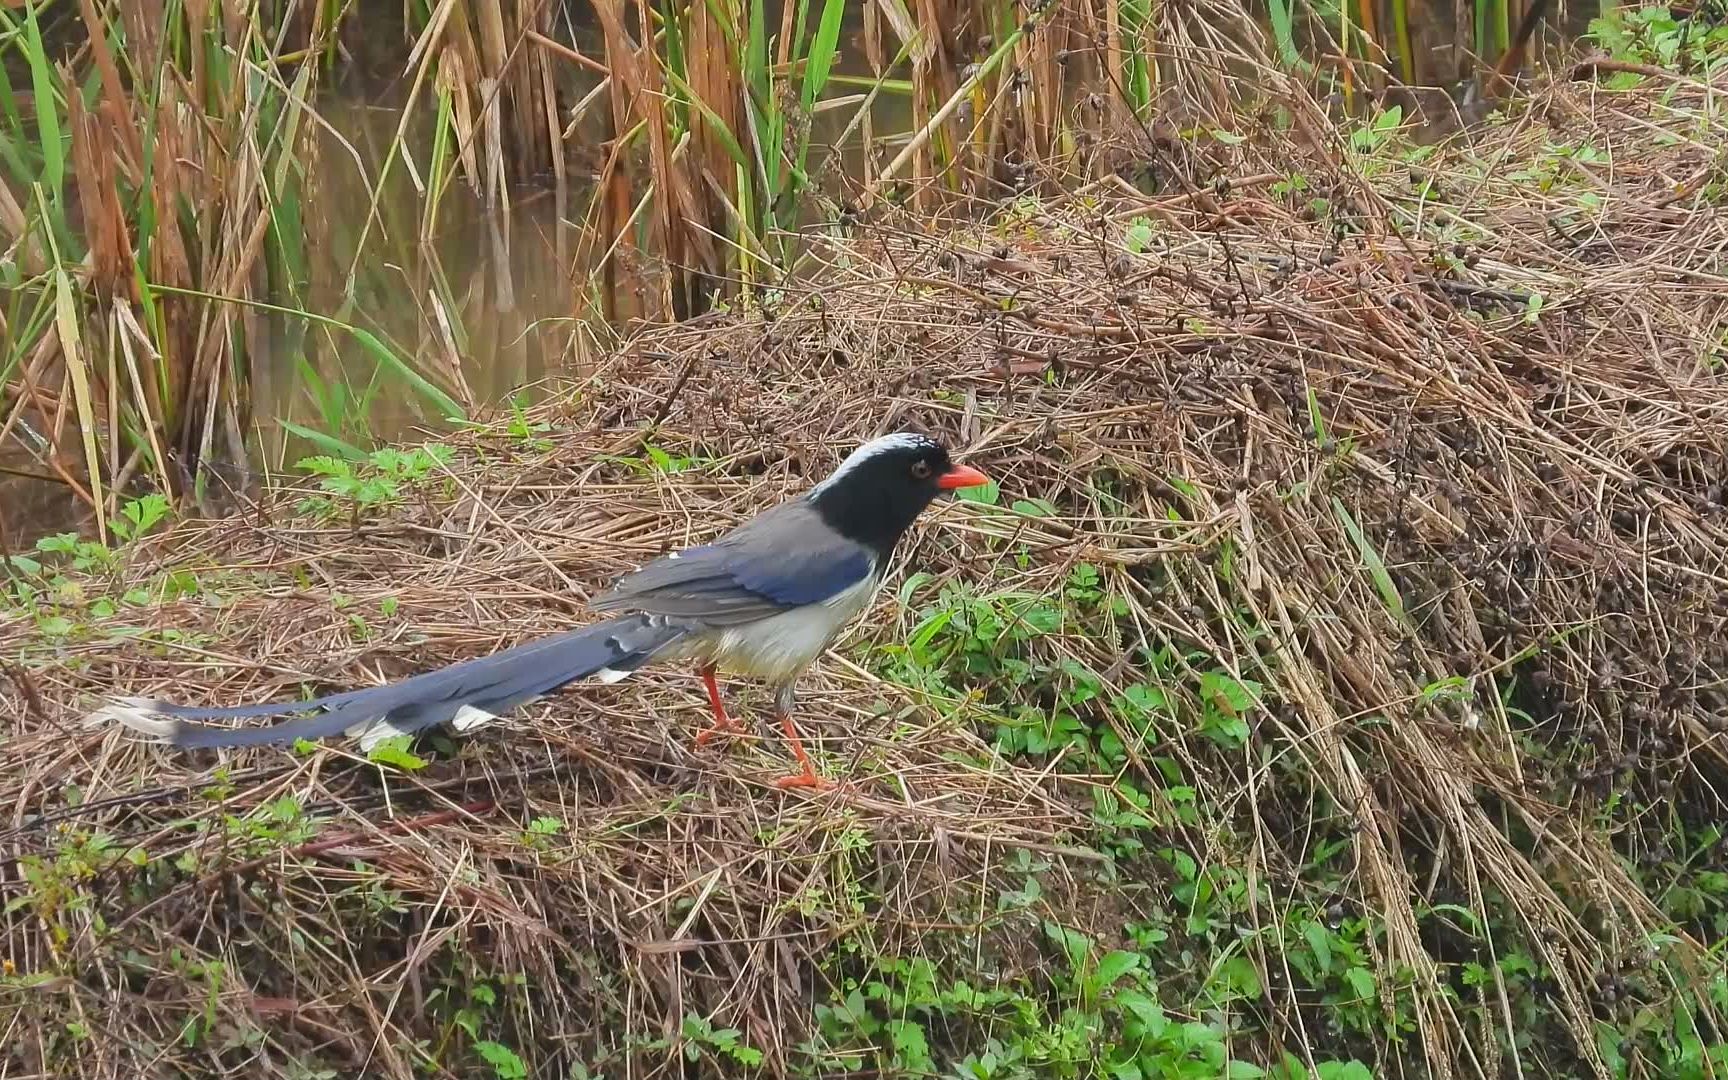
xmin=910 ymin=460 xmax=933 ymax=480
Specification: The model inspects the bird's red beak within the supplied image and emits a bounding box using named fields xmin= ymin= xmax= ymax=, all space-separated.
xmin=936 ymin=464 xmax=990 ymax=491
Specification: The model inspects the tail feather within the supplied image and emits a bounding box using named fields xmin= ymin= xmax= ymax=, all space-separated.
xmin=90 ymin=614 xmax=690 ymax=750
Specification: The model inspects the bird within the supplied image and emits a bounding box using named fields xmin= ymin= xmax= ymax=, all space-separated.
xmin=87 ymin=432 xmax=990 ymax=790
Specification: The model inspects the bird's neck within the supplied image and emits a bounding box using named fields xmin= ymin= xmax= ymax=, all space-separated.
xmin=807 ymin=488 xmax=924 ymax=563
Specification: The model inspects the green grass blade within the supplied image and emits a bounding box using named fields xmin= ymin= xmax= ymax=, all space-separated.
xmin=143 ymin=282 xmax=468 ymax=422
xmin=825 ymin=73 xmax=916 ymax=93
xmin=1333 ymin=498 xmax=1406 ymax=626
xmin=1392 ymin=0 xmax=1415 ymax=83
xmin=54 ymin=266 xmax=105 ymax=541
xmin=348 ymin=327 xmax=465 ymax=422
xmin=1266 ymin=0 xmax=1303 ymax=69
xmin=659 ymin=0 xmax=690 ymax=130
xmin=661 ymin=68 xmax=752 ymax=169
xmin=21 ymin=5 xmax=63 ymax=197
xmin=1306 ymin=387 xmax=1329 ymax=446
xmin=279 ymin=420 xmax=369 ymax=462
xmin=0 ymin=42 xmax=34 ymax=183
xmin=745 ymin=0 xmax=782 ymax=205
xmin=798 ymin=0 xmax=846 ymax=112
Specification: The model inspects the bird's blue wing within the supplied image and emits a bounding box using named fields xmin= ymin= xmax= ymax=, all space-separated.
xmin=721 ymin=543 xmax=874 ymax=606
xmin=590 ymin=500 xmax=877 ymax=624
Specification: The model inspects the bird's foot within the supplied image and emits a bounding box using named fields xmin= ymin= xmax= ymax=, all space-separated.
xmin=772 ymin=767 xmax=834 ymax=792
xmin=694 ymin=716 xmax=742 ymax=748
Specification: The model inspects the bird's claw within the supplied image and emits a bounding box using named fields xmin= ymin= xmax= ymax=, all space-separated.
xmin=694 ymin=717 xmax=742 ymax=748
xmin=772 ymin=768 xmax=835 ymax=792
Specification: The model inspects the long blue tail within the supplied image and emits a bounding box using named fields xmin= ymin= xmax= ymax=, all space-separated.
xmin=88 ymin=614 xmax=690 ymax=750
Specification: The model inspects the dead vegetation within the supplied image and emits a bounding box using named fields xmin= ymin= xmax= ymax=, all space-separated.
xmin=5 ymin=65 xmax=1728 ymax=1079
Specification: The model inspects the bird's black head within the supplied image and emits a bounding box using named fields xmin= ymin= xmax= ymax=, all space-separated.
xmin=807 ymin=432 xmax=989 ymax=558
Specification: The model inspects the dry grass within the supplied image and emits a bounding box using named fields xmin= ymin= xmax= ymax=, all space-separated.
xmin=6 ymin=66 xmax=1728 ymax=1078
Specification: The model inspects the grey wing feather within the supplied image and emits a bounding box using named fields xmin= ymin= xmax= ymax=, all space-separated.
xmin=590 ymin=500 xmax=875 ymax=627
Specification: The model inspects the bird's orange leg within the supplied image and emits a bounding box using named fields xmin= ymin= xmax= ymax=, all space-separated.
xmin=771 ymin=687 xmax=831 ymax=790
xmin=694 ymin=664 xmax=741 ymax=747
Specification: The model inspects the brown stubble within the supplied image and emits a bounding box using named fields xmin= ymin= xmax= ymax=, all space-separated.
xmin=908 ymin=0 xmax=960 ymax=208
xmin=590 ymin=0 xmax=646 ymax=324
xmin=633 ymin=0 xmax=691 ymax=319
xmin=688 ymin=0 xmax=744 ymax=309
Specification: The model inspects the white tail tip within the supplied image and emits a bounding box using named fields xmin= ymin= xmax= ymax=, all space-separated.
xmin=86 ymin=697 xmax=182 ymax=741
xmin=450 ymin=704 xmax=498 ymax=733
xmin=345 ymin=717 xmax=417 ymax=752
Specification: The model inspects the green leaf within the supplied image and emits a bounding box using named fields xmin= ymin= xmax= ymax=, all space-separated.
xmin=1264 ymin=0 xmax=1302 ymax=68
xmin=1214 ymin=955 xmax=1263 ymax=999
xmin=1344 ymin=966 xmax=1376 ymax=1002
xmin=1094 ymin=949 xmax=1142 ymax=989
xmin=1302 ymin=920 xmax=1334 ymax=973
xmin=1011 ymin=497 xmax=1059 ymax=518
xmin=1113 ymin=989 xmax=1168 ymax=1037
xmin=366 ymin=737 xmax=427 ymax=771
xmin=1199 ymin=670 xmax=1260 ymax=713
xmin=957 ymin=479 xmax=1001 ymax=505
xmin=1117 ymin=683 xmax=1167 ymax=720
xmin=1333 ymin=498 xmax=1405 ymax=624
xmin=1304 ymin=387 xmax=1330 ymax=446
xmin=283 ymin=423 xmax=369 ymax=463
xmin=351 ymin=328 xmax=466 ymax=421
xmin=1042 ymin=920 xmax=1093 ymax=971
xmin=118 ymin=494 xmax=171 ymax=539
xmin=887 ymin=1019 xmax=933 ymax=1071
xmin=473 ymin=1040 xmax=526 ymax=1079
xmin=268 ymin=796 xmax=301 ymax=822
xmin=799 ymin=0 xmax=847 ymax=111
xmin=23 ymin=6 xmax=63 ymax=196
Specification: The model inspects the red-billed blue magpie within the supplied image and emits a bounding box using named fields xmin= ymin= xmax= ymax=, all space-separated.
xmin=89 ymin=432 xmax=989 ymax=789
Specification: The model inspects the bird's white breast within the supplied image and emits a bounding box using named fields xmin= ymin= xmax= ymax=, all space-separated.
xmin=685 ymin=570 xmax=883 ymax=685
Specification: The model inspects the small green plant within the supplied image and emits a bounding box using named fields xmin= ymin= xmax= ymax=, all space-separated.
xmin=30 ymin=532 xmax=117 ymax=575
xmin=806 ymin=939 xmax=1374 ymax=1078
xmin=294 ymin=444 xmax=454 ymax=519
xmin=681 ymin=1013 xmax=764 ymax=1069
xmin=1348 ymin=106 xmax=1405 ymax=155
xmin=365 ymin=737 xmax=428 ymax=772
xmin=221 ymin=795 xmax=319 ymax=856
xmin=7 ymin=827 xmax=135 ymax=951
xmin=1588 ymin=5 xmax=1728 ymax=77
xmin=109 ymin=494 xmax=171 ymax=543
xmin=597 ymin=442 xmax=713 ymax=476
xmin=473 ymin=1040 xmax=527 ymax=1080
xmin=521 ymin=817 xmax=564 ymax=850
xmin=4 ymin=494 xmax=192 ymax=640
xmin=1124 ymin=217 xmax=1157 ymax=253
xmin=502 ymin=396 xmax=555 ymax=451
